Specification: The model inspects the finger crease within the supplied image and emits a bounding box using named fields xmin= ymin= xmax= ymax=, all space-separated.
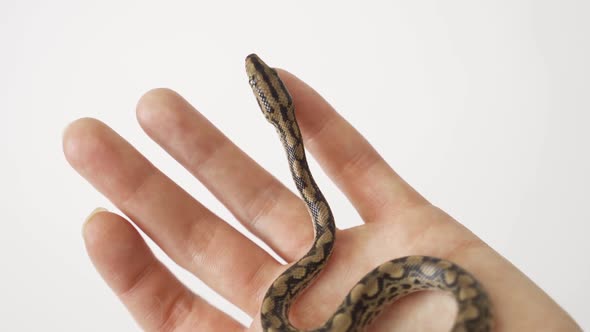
xmin=302 ymin=113 xmax=338 ymax=149
xmin=370 ymin=194 xmax=426 ymax=224
xmin=243 ymin=180 xmax=281 ymax=232
xmin=245 ymin=259 xmax=275 ymax=314
xmin=334 ymin=147 xmax=381 ymax=185
xmin=119 ymin=167 xmax=159 ymax=210
xmin=445 ymin=238 xmax=487 ymax=263
xmin=157 ymin=288 xmax=194 ymax=332
xmin=186 ymin=136 xmax=231 ymax=177
xmin=185 ymin=215 xmax=219 ymax=268
xmin=118 ymin=259 xmax=158 ymax=299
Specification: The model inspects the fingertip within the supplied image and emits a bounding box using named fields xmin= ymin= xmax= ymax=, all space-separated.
xmin=274 ymin=67 xmax=291 ymax=77
xmin=81 ymin=209 xmax=154 ymax=290
xmin=81 ymin=207 xmax=141 ymax=257
xmin=275 ymin=67 xmax=330 ymax=116
xmin=81 ymin=207 xmax=122 ymax=249
xmin=62 ymin=117 xmax=111 ymax=171
xmin=82 ymin=207 xmax=109 ymax=234
xmin=136 ymin=88 xmax=185 ymax=131
xmin=276 ymin=68 xmax=303 ymax=89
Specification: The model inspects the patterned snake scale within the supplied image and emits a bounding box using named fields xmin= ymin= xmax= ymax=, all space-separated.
xmin=245 ymin=54 xmax=493 ymax=332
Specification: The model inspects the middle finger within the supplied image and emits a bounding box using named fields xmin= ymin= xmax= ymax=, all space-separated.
xmin=136 ymin=88 xmax=314 ymax=261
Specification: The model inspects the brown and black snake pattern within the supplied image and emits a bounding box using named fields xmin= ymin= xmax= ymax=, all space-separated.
xmin=245 ymin=54 xmax=493 ymax=332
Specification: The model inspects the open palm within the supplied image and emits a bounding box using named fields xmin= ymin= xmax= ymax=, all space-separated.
xmin=63 ymin=70 xmax=579 ymax=331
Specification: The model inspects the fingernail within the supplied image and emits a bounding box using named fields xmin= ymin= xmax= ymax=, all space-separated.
xmin=83 ymin=207 xmax=109 ymax=228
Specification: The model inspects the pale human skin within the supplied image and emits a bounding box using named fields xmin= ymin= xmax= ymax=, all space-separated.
xmin=63 ymin=69 xmax=581 ymax=331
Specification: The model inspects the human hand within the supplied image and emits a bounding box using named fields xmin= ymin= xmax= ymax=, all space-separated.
xmin=63 ymin=70 xmax=581 ymax=331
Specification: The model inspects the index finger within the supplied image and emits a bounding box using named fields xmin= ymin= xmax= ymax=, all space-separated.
xmin=277 ymin=69 xmax=428 ymax=223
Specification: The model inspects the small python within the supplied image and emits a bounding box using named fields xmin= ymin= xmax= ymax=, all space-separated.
xmin=245 ymin=54 xmax=493 ymax=332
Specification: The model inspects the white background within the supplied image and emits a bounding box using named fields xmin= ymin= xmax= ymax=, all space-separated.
xmin=1 ymin=1 xmax=588 ymax=330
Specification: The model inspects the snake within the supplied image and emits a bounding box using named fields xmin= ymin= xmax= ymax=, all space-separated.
xmin=245 ymin=54 xmax=493 ymax=332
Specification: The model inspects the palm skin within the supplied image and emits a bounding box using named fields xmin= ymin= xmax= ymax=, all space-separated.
xmin=63 ymin=69 xmax=580 ymax=331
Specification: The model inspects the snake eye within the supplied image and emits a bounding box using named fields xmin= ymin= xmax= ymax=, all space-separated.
xmin=248 ymin=74 xmax=258 ymax=90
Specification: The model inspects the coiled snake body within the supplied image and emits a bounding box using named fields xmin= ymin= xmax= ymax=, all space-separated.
xmin=245 ymin=54 xmax=493 ymax=332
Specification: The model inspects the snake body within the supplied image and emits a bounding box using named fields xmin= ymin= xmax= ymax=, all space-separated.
xmin=245 ymin=54 xmax=493 ymax=332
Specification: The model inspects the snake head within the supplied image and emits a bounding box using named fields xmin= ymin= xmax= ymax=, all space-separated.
xmin=245 ymin=54 xmax=293 ymax=124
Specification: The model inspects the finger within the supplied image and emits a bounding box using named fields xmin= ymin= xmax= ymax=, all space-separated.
xmin=63 ymin=118 xmax=278 ymax=315
xmin=82 ymin=209 xmax=243 ymax=331
xmin=277 ymin=70 xmax=428 ymax=223
xmin=136 ymin=88 xmax=313 ymax=261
